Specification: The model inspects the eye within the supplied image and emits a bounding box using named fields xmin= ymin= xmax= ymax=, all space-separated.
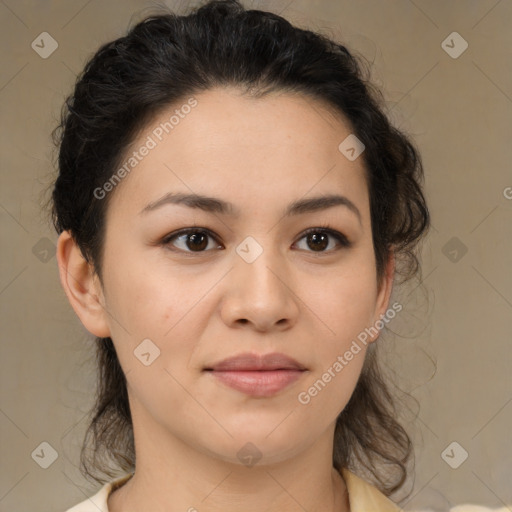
xmin=161 ymin=225 xmax=351 ymax=255
xmin=294 ymin=227 xmax=351 ymax=253
xmin=162 ymin=228 xmax=223 ymax=253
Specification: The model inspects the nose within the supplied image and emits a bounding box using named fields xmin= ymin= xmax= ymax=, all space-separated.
xmin=219 ymin=246 xmax=300 ymax=332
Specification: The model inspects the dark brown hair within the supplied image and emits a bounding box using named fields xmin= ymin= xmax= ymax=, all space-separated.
xmin=48 ymin=0 xmax=430 ymax=499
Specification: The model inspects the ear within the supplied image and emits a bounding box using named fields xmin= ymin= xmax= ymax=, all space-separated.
xmin=56 ymin=230 xmax=111 ymax=338
xmin=369 ymin=249 xmax=396 ymax=343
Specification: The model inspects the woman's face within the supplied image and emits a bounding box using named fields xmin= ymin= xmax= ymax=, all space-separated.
xmin=81 ymin=87 xmax=394 ymax=466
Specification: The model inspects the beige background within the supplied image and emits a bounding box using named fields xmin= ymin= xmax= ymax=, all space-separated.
xmin=1 ymin=0 xmax=511 ymax=511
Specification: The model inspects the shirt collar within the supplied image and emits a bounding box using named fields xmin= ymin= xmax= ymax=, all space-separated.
xmin=67 ymin=468 xmax=402 ymax=512
xmin=341 ymin=467 xmax=403 ymax=512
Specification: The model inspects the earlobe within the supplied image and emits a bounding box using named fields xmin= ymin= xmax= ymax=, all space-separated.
xmin=56 ymin=230 xmax=111 ymax=338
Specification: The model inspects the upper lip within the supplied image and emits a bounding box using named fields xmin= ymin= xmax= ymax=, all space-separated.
xmin=205 ymin=352 xmax=307 ymax=371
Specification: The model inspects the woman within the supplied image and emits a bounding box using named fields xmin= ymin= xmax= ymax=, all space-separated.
xmin=50 ymin=1 xmax=504 ymax=511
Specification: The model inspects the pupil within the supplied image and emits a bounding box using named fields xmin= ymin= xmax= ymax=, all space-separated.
xmin=308 ymin=232 xmax=328 ymax=251
xmin=188 ymin=232 xmax=208 ymax=251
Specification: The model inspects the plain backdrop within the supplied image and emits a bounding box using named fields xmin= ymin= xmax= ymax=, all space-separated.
xmin=0 ymin=1 xmax=511 ymax=511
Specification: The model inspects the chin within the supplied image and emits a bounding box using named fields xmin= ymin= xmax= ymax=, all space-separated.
xmin=200 ymin=429 xmax=308 ymax=468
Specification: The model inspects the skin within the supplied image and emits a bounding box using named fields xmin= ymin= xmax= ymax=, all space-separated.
xmin=57 ymin=87 xmax=395 ymax=512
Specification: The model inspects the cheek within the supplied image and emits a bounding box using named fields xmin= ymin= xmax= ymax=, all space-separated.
xmin=101 ymin=266 xmax=208 ymax=417
xmin=294 ymin=339 xmax=368 ymax=437
xmin=104 ymin=258 xmax=203 ymax=335
xmin=296 ymin=263 xmax=377 ymax=411
xmin=304 ymin=266 xmax=378 ymax=345
xmin=102 ymin=259 xmax=218 ymax=377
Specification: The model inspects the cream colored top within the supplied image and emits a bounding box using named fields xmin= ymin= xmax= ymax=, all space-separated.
xmin=64 ymin=468 xmax=508 ymax=512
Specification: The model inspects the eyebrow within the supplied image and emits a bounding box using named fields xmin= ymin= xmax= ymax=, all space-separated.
xmin=139 ymin=192 xmax=362 ymax=225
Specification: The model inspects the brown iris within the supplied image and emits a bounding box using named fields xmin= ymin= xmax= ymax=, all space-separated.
xmin=186 ymin=232 xmax=209 ymax=251
xmin=307 ymin=232 xmax=328 ymax=251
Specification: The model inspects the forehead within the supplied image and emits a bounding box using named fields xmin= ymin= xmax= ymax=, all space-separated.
xmin=107 ymin=87 xmax=369 ymax=218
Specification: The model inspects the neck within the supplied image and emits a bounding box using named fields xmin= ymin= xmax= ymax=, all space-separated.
xmin=108 ymin=410 xmax=350 ymax=512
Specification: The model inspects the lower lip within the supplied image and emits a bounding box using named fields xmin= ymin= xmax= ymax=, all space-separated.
xmin=207 ymin=370 xmax=304 ymax=397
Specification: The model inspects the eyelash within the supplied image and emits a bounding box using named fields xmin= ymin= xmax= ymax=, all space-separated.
xmin=160 ymin=224 xmax=352 ymax=256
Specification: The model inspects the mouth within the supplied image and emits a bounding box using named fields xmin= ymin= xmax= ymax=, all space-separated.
xmin=203 ymin=352 xmax=307 ymax=397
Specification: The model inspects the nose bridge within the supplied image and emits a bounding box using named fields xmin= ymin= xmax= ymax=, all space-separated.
xmin=222 ymin=235 xmax=299 ymax=330
xmin=234 ymin=236 xmax=287 ymax=299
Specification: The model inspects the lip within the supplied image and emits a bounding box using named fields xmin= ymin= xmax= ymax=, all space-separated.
xmin=205 ymin=352 xmax=307 ymax=372
xmin=204 ymin=352 xmax=307 ymax=397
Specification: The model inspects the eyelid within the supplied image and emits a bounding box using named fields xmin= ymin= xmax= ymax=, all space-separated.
xmin=162 ymin=227 xmax=218 ymax=242
xmin=161 ymin=225 xmax=351 ymax=254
